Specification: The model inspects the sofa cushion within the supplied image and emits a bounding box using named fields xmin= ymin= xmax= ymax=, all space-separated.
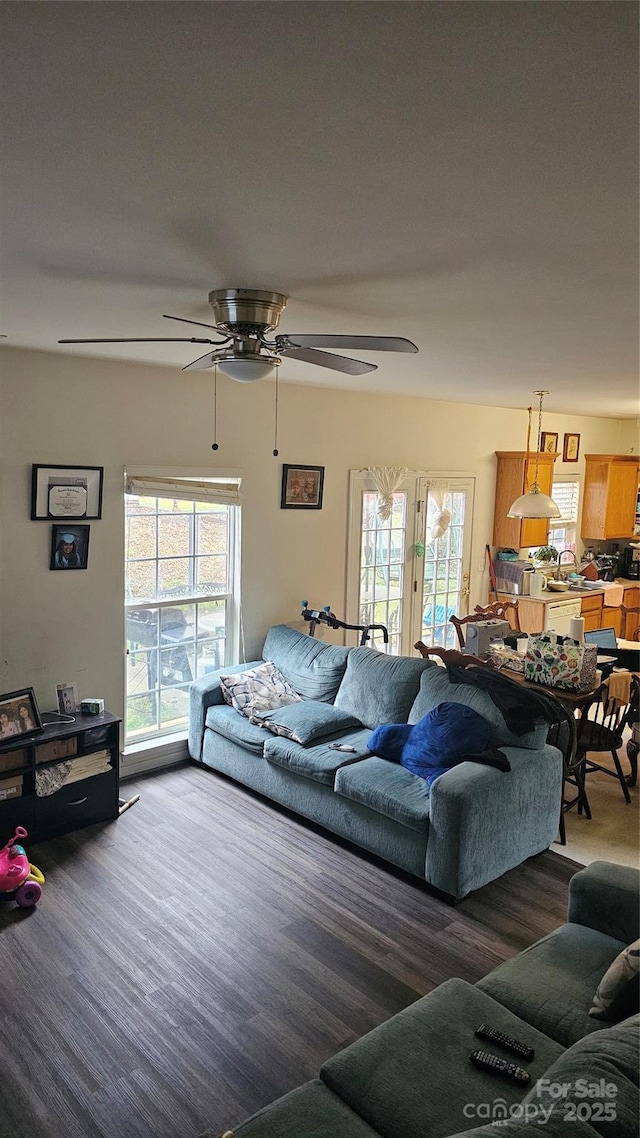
xmin=210 ymin=1078 xmax=382 ymax=1138
xmin=334 ymin=648 xmax=435 ymax=728
xmin=408 ymin=666 xmax=548 ymax=750
xmin=520 ymin=1015 xmax=640 ymax=1138
xmin=334 ymin=756 xmax=432 ymax=833
xmin=320 ymin=978 xmax=563 ymax=1138
xmin=477 ymin=922 xmax=628 ymax=1047
xmin=259 ymin=700 xmax=362 ymax=745
xmin=590 ymin=940 xmax=640 ymax=1022
xmin=264 ymin=728 xmax=373 ymax=785
xmin=262 ymin=624 xmax=351 ymax=701
xmin=205 ymin=705 xmax=268 ymax=754
xmin=219 ymin=660 xmax=302 ymax=719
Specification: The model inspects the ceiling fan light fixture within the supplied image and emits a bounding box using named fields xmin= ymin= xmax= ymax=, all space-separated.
xmin=217 ymin=354 xmax=281 ymax=383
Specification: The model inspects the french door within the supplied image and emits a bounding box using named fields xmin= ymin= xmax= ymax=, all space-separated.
xmin=347 ymin=471 xmax=475 ymax=655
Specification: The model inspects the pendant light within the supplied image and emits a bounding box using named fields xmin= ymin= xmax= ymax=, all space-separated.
xmin=507 ymin=390 xmax=561 ymax=520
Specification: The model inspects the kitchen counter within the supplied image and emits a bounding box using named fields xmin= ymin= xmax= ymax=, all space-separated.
xmin=497 ymin=578 xmax=639 ymax=636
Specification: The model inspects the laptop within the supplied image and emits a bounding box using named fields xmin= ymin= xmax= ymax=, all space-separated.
xmin=584 ymin=627 xmax=618 ymax=650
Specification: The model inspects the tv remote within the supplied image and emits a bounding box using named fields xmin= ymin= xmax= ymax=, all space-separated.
xmin=470 ymin=1050 xmax=531 ymax=1086
xmin=475 ymin=1024 xmax=535 ymax=1062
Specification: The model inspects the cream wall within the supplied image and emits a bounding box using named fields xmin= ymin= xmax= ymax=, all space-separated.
xmin=0 ymin=346 xmax=634 ymax=725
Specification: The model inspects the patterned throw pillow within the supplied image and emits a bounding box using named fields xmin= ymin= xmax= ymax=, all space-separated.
xmin=589 ymin=940 xmax=640 ymax=1021
xmin=219 ymin=661 xmax=302 ymax=721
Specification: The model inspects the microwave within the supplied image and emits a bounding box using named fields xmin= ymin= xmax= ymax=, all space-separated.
xmin=619 ymin=545 xmax=640 ymax=580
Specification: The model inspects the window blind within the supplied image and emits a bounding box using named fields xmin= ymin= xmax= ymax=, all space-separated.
xmin=550 ymin=480 xmax=579 ymax=525
xmin=125 ymin=475 xmax=241 ymax=506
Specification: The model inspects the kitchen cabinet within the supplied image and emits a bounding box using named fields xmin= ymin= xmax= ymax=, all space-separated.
xmin=580 ymin=593 xmax=604 ymax=633
xmin=493 ymin=451 xmax=558 ymax=551
xmin=0 ymin=712 xmax=120 ymax=842
xmin=581 ymin=455 xmax=640 ymax=540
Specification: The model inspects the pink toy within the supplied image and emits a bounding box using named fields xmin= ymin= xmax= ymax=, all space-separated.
xmin=0 ymin=827 xmax=45 ymax=907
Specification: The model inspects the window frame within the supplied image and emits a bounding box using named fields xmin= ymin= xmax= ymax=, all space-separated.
xmin=123 ymin=467 xmax=241 ymax=745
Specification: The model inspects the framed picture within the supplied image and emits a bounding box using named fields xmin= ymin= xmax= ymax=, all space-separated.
xmin=56 ymin=683 xmax=79 ymax=715
xmin=563 ymin=433 xmax=581 ymax=462
xmin=50 ymin=524 xmax=90 ymax=570
xmin=280 ymin=464 xmax=325 ymax=510
xmin=0 ymin=687 xmax=43 ymax=744
xmin=540 ymin=432 xmax=559 ymax=454
xmin=31 ymin=464 xmax=103 ymax=520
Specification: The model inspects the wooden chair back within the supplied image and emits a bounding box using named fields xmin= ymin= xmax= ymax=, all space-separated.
xmin=414 ymin=642 xmax=495 ymax=668
xmin=450 ymin=600 xmax=521 ymax=649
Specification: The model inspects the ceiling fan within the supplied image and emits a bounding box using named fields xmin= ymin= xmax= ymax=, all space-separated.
xmin=59 ymin=288 xmax=418 ymax=382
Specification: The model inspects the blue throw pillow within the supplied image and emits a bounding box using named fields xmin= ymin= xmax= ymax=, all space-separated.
xmin=401 ymin=702 xmax=491 ymax=777
xmin=368 ymin=702 xmax=493 ymax=792
xmin=367 ymin=722 xmax=413 ymax=762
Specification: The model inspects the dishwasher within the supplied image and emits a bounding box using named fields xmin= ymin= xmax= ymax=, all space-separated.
xmin=543 ymin=597 xmax=583 ymax=636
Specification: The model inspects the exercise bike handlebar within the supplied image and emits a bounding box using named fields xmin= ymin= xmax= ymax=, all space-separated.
xmin=300 ymin=602 xmax=389 ymax=645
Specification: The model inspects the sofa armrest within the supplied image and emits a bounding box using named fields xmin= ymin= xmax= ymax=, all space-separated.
xmin=567 ymin=861 xmax=640 ymax=944
xmin=188 ymin=660 xmax=262 ymax=760
xmin=426 ymin=744 xmax=562 ymax=900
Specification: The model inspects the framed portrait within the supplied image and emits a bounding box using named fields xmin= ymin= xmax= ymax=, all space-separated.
xmin=50 ymin=524 xmax=90 ymax=570
xmin=563 ymin=433 xmax=581 ymax=462
xmin=280 ymin=464 xmax=325 ymax=510
xmin=31 ymin=464 xmax=103 ymax=520
xmin=0 ymin=687 xmax=43 ymax=744
xmin=56 ymin=683 xmax=79 ymax=715
xmin=540 ymin=432 xmax=559 ymax=455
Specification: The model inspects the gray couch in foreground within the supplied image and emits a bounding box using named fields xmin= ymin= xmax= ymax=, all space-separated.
xmin=199 ymin=862 xmax=640 ymax=1138
xmin=189 ymin=624 xmax=562 ymax=901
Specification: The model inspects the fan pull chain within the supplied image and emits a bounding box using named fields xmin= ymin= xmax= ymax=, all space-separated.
xmin=211 ymin=363 xmax=219 ymax=451
xmin=273 ymin=363 xmax=280 ymax=456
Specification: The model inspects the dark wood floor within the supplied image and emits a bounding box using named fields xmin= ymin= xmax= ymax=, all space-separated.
xmin=0 ymin=764 xmax=580 ymax=1138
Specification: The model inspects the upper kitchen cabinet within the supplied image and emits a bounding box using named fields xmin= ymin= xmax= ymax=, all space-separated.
xmin=493 ymin=451 xmax=558 ymax=550
xmin=581 ymin=455 xmax=640 ymax=540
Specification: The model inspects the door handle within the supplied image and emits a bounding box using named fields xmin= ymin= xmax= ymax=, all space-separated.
xmin=67 ymin=797 xmax=88 ymax=806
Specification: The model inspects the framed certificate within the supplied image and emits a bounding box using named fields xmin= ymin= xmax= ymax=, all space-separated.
xmin=31 ymin=465 xmax=103 ymax=520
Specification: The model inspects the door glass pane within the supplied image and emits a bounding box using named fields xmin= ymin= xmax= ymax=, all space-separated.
xmin=421 ymin=489 xmax=469 ymax=649
xmin=358 ymin=491 xmax=407 ymax=653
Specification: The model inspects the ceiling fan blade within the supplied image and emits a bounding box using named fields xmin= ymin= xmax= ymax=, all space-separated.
xmin=58 ymin=337 xmax=219 ymax=345
xmin=281 ymin=346 xmax=377 ymax=375
xmin=281 ymin=335 xmax=418 ymax=353
xmin=182 ymin=352 xmax=220 ymax=372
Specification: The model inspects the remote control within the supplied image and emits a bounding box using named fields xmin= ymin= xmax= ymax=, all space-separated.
xmin=470 ymin=1050 xmax=531 ymax=1086
xmin=475 ymin=1024 xmax=534 ymax=1062
xmin=328 ymin=743 xmax=357 ymax=752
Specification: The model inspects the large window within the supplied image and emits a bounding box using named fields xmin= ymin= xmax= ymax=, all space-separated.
xmin=124 ymin=474 xmax=240 ymax=743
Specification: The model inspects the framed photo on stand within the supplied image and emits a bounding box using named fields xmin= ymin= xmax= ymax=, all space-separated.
xmin=32 ymin=464 xmax=103 ymax=520
xmin=56 ymin=683 xmax=79 ymax=716
xmin=0 ymin=687 xmax=43 ymax=743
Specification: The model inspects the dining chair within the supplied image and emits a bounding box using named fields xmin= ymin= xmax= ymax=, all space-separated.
xmin=620 ymin=605 xmax=640 ymax=641
xmin=450 ymin=599 xmax=521 ymax=649
xmin=414 ymin=642 xmax=495 ymax=668
xmin=570 ymin=676 xmax=637 ymax=809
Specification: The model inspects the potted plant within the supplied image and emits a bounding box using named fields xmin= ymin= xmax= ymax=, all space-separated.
xmin=531 ymin=545 xmax=559 ymax=567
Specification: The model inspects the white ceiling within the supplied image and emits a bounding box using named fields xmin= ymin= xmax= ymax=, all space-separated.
xmin=1 ymin=2 xmax=638 ymax=416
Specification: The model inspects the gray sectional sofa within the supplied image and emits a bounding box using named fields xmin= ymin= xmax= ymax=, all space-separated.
xmin=188 ymin=624 xmax=563 ymax=901
xmin=200 ymin=862 xmax=639 ymax=1138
